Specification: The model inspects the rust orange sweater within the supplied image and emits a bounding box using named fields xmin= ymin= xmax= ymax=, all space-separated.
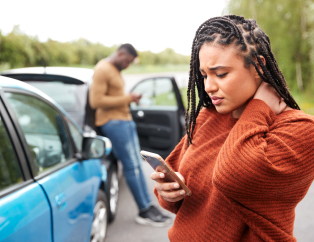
xmin=155 ymin=99 xmax=314 ymax=241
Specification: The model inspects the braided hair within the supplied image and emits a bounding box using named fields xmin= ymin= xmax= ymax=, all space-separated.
xmin=186 ymin=15 xmax=300 ymax=146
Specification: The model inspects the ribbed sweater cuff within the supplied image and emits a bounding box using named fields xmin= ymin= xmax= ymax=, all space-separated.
xmin=239 ymin=99 xmax=276 ymax=127
xmin=154 ymin=187 xmax=182 ymax=214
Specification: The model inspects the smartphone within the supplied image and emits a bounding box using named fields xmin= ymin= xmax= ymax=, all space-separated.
xmin=140 ymin=150 xmax=192 ymax=196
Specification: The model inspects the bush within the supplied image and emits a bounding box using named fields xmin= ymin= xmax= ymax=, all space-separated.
xmin=0 ymin=27 xmax=190 ymax=70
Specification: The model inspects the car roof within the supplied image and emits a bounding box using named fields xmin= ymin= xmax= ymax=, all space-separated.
xmin=0 ymin=75 xmax=52 ymax=96
xmin=1 ymin=67 xmax=94 ymax=84
xmin=0 ymin=75 xmax=83 ymax=131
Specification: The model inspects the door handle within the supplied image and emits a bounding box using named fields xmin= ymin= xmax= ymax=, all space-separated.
xmin=55 ymin=193 xmax=67 ymax=209
xmin=137 ymin=110 xmax=144 ymax=118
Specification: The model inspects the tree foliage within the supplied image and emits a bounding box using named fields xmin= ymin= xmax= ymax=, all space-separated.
xmin=225 ymin=0 xmax=314 ymax=92
xmin=0 ymin=27 xmax=190 ymax=71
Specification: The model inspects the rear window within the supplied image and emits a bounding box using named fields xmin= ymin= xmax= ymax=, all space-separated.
xmin=27 ymin=81 xmax=87 ymax=112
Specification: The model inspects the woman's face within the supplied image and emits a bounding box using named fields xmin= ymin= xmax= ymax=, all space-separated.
xmin=199 ymin=42 xmax=261 ymax=118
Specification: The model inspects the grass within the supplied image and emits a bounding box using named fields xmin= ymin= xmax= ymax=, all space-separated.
xmin=291 ymin=91 xmax=314 ymax=116
xmin=0 ymin=63 xmax=11 ymax=72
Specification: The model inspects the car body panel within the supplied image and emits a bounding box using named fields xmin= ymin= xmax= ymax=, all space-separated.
xmin=0 ymin=183 xmax=52 ymax=242
xmin=131 ymin=107 xmax=181 ymax=158
xmin=0 ymin=76 xmax=110 ymax=242
xmin=37 ymin=160 xmax=102 ymax=242
xmin=1 ymin=68 xmax=121 ymax=222
xmin=130 ymin=76 xmax=185 ymax=159
xmin=1 ymin=67 xmax=94 ymax=84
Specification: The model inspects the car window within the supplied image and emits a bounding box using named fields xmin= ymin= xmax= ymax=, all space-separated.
xmin=5 ymin=92 xmax=72 ymax=175
xmin=65 ymin=117 xmax=83 ymax=152
xmin=27 ymin=81 xmax=87 ymax=112
xmin=0 ymin=115 xmax=23 ymax=192
xmin=130 ymin=78 xmax=178 ymax=109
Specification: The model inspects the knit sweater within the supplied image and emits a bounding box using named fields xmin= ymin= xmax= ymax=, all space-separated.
xmin=89 ymin=59 xmax=132 ymax=126
xmin=154 ymin=99 xmax=314 ymax=241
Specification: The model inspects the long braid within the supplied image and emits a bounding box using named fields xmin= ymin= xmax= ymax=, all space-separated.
xmin=185 ymin=15 xmax=300 ymax=147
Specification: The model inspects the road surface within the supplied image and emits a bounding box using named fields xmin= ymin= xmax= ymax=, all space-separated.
xmin=106 ymin=161 xmax=175 ymax=242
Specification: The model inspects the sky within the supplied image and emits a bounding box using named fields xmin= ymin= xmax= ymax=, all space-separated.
xmin=0 ymin=0 xmax=227 ymax=55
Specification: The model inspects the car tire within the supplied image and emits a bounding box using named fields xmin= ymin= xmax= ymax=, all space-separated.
xmin=107 ymin=164 xmax=119 ymax=223
xmin=91 ymin=190 xmax=108 ymax=242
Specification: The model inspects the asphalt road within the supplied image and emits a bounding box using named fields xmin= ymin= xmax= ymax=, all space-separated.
xmin=106 ymin=161 xmax=175 ymax=242
xmin=294 ymin=182 xmax=314 ymax=241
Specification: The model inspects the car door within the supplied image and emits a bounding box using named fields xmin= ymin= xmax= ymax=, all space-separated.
xmin=3 ymin=89 xmax=102 ymax=242
xmin=129 ymin=77 xmax=185 ymax=159
xmin=0 ymin=90 xmax=52 ymax=242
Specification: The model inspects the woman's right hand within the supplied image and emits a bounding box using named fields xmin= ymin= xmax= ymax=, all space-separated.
xmin=151 ymin=170 xmax=186 ymax=202
xmin=253 ymin=82 xmax=288 ymax=115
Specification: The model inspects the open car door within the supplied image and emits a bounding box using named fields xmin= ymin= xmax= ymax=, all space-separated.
xmin=130 ymin=77 xmax=185 ymax=159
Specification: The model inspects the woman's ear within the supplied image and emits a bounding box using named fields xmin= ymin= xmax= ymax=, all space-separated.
xmin=254 ymin=55 xmax=266 ymax=76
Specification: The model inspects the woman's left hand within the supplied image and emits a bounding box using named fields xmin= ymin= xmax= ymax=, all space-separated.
xmin=253 ymin=82 xmax=288 ymax=115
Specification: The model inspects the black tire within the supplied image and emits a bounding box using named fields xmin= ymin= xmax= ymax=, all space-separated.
xmin=90 ymin=190 xmax=108 ymax=242
xmin=107 ymin=164 xmax=119 ymax=223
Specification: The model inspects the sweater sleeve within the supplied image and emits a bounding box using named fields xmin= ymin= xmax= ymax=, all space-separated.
xmin=89 ymin=67 xmax=132 ymax=109
xmin=214 ymin=99 xmax=314 ymax=198
xmin=213 ymin=99 xmax=314 ymax=240
xmin=154 ymin=135 xmax=187 ymax=214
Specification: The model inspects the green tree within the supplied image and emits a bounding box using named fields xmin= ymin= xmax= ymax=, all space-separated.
xmin=0 ymin=26 xmax=36 ymax=68
xmin=225 ymin=0 xmax=313 ymax=92
xmin=0 ymin=28 xmax=190 ymax=70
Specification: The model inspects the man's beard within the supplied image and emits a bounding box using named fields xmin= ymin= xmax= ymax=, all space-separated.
xmin=115 ymin=63 xmax=123 ymax=71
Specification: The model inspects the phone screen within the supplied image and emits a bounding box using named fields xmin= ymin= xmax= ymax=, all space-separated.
xmin=141 ymin=150 xmax=192 ymax=196
xmin=141 ymin=154 xmax=163 ymax=170
xmin=141 ymin=154 xmax=175 ymax=182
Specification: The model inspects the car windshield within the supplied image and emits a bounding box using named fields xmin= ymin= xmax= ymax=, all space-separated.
xmin=27 ymin=81 xmax=87 ymax=112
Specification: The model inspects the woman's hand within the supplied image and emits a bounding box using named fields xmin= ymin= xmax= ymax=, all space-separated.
xmin=151 ymin=170 xmax=186 ymax=202
xmin=253 ymin=82 xmax=288 ymax=115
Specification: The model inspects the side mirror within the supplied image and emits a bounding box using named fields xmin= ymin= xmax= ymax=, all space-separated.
xmin=82 ymin=136 xmax=112 ymax=159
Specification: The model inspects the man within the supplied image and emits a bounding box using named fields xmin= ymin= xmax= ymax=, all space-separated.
xmin=89 ymin=44 xmax=171 ymax=227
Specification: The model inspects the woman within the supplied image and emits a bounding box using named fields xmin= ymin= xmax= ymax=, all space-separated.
xmin=151 ymin=15 xmax=314 ymax=241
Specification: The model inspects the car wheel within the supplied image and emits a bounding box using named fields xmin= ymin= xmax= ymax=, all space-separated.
xmin=91 ymin=190 xmax=108 ymax=242
xmin=107 ymin=164 xmax=119 ymax=222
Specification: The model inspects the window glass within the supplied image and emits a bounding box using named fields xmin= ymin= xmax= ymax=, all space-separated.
xmin=5 ymin=92 xmax=72 ymax=175
xmin=65 ymin=117 xmax=83 ymax=152
xmin=130 ymin=78 xmax=177 ymax=109
xmin=27 ymin=81 xmax=87 ymax=112
xmin=0 ymin=116 xmax=23 ymax=191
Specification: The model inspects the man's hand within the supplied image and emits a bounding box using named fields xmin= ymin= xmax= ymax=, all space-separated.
xmin=129 ymin=93 xmax=142 ymax=104
xmin=253 ymin=82 xmax=288 ymax=115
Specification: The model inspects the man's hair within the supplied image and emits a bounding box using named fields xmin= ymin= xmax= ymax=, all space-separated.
xmin=185 ymin=15 xmax=300 ymax=146
xmin=118 ymin=43 xmax=138 ymax=57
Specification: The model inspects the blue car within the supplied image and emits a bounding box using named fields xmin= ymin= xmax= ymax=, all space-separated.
xmin=0 ymin=76 xmax=112 ymax=242
xmin=1 ymin=67 xmax=122 ymax=223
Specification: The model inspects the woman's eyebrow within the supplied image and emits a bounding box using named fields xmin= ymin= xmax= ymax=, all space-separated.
xmin=199 ymin=66 xmax=230 ymax=72
xmin=208 ymin=66 xmax=230 ymax=70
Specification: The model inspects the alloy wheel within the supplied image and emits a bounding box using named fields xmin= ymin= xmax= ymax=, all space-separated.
xmin=109 ymin=171 xmax=119 ymax=215
xmin=91 ymin=200 xmax=107 ymax=242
